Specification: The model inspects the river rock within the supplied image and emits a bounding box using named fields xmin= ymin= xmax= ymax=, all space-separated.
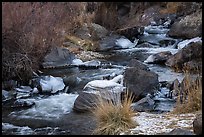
xmin=193 ymin=113 xmax=202 ymax=135
xmin=12 ymin=99 xmax=35 ymax=109
xmin=136 ymin=42 xmax=156 ymax=48
xmin=165 ymin=41 xmax=202 ymax=71
xmin=116 ymin=26 xmax=144 ymax=41
xmin=73 ymin=92 xmax=100 ymax=113
xmin=144 ymin=51 xmax=172 ymax=64
xmin=2 ymin=80 xmax=17 ymax=90
xmin=124 ymin=67 xmax=159 ymax=101
xmin=128 ymin=59 xmax=149 ymax=71
xmin=131 ymin=94 xmax=155 ymax=112
xmin=97 ymin=34 xmax=121 ymax=51
xmin=42 ymin=47 xmax=76 ymax=69
xmin=167 ymin=11 xmax=202 ymax=39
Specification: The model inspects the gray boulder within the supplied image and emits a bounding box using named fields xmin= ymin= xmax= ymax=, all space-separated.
xmin=165 ymin=41 xmax=202 ymax=71
xmin=124 ymin=67 xmax=159 ymax=101
xmin=42 ymin=47 xmax=76 ymax=69
xmin=73 ymin=91 xmax=100 ymax=113
xmin=128 ymin=59 xmax=149 ymax=71
xmin=168 ymin=11 xmax=202 ymax=39
xmin=131 ymin=94 xmax=155 ymax=112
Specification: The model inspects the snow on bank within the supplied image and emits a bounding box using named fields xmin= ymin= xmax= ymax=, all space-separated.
xmin=129 ymin=112 xmax=196 ymax=135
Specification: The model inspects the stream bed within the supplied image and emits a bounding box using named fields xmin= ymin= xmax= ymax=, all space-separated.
xmin=2 ymin=21 xmax=195 ymax=135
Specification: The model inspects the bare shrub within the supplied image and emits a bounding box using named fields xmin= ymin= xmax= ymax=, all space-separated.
xmin=2 ymin=2 xmax=91 ymax=82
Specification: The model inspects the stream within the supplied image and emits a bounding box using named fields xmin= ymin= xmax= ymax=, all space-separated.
xmin=2 ymin=21 xmax=188 ymax=135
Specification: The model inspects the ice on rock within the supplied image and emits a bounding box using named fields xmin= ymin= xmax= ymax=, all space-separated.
xmin=177 ymin=37 xmax=202 ymax=49
xmin=115 ymin=38 xmax=138 ymax=49
xmin=72 ymin=59 xmax=84 ymax=65
xmin=40 ymin=75 xmax=65 ymax=93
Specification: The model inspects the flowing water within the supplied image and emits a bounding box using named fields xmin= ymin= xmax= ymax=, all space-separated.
xmin=2 ymin=22 xmax=187 ymax=135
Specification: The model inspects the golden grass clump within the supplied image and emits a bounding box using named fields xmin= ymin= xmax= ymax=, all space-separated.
xmin=172 ymin=72 xmax=202 ymax=114
xmin=92 ymin=92 xmax=138 ymax=135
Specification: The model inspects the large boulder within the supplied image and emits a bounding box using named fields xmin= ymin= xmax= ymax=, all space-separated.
xmin=97 ymin=34 xmax=121 ymax=51
xmin=42 ymin=47 xmax=76 ymax=69
xmin=124 ymin=67 xmax=159 ymax=101
xmin=165 ymin=41 xmax=202 ymax=71
xmin=193 ymin=113 xmax=202 ymax=135
xmin=168 ymin=11 xmax=202 ymax=39
xmin=73 ymin=91 xmax=100 ymax=113
xmin=127 ymin=59 xmax=149 ymax=71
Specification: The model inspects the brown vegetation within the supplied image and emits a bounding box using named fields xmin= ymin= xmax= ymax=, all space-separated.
xmin=92 ymin=91 xmax=138 ymax=135
xmin=172 ymin=72 xmax=202 ymax=114
xmin=2 ymin=2 xmax=93 ymax=82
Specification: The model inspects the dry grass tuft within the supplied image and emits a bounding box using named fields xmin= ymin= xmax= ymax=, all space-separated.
xmin=172 ymin=71 xmax=202 ymax=114
xmin=92 ymin=91 xmax=138 ymax=135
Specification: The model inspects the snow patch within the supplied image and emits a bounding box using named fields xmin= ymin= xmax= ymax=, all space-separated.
xmin=129 ymin=112 xmax=196 ymax=135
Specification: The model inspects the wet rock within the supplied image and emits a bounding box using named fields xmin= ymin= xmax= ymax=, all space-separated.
xmin=131 ymin=94 xmax=155 ymax=112
xmin=2 ymin=90 xmax=16 ymax=102
xmin=12 ymin=99 xmax=35 ymax=109
xmin=40 ymin=75 xmax=65 ymax=94
xmin=115 ymin=37 xmax=139 ymax=49
xmin=144 ymin=51 xmax=172 ymax=64
xmin=136 ymin=42 xmax=156 ymax=48
xmin=163 ymin=128 xmax=195 ymax=135
xmin=128 ymin=59 xmax=149 ymax=71
xmin=116 ymin=26 xmax=144 ymax=41
xmin=97 ymin=34 xmax=121 ymax=51
xmin=73 ymin=92 xmax=99 ymax=113
xmin=63 ymin=76 xmax=82 ymax=87
xmin=165 ymin=41 xmax=202 ymax=71
xmin=193 ymin=113 xmax=202 ymax=135
xmin=168 ymin=11 xmax=202 ymax=39
xmin=42 ymin=47 xmax=76 ymax=69
xmin=124 ymin=67 xmax=159 ymax=101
